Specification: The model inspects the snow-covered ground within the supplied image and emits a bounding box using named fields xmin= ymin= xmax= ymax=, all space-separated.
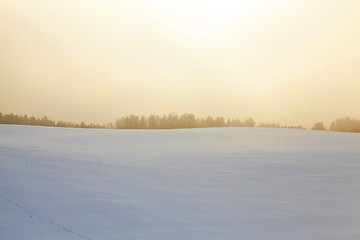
xmin=0 ymin=125 xmax=359 ymax=240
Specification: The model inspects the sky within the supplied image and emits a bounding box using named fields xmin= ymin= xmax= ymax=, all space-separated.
xmin=1 ymin=0 xmax=359 ymax=127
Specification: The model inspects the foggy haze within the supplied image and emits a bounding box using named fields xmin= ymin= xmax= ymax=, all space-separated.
xmin=1 ymin=0 xmax=359 ymax=127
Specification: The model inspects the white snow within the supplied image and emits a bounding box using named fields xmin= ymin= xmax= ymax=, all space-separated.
xmin=1 ymin=125 xmax=360 ymax=240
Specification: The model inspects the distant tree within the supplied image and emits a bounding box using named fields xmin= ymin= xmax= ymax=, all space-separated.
xmin=29 ymin=116 xmax=36 ymax=125
xmin=147 ymin=115 xmax=158 ymax=129
xmin=41 ymin=116 xmax=55 ymax=126
xmin=330 ymin=117 xmax=360 ymax=133
xmin=57 ymin=121 xmax=64 ymax=127
xmin=281 ymin=125 xmax=305 ymax=129
xmin=167 ymin=113 xmax=178 ymax=129
xmin=115 ymin=118 xmax=122 ymax=129
xmin=226 ymin=119 xmax=232 ymax=127
xmin=23 ymin=114 xmax=29 ymax=125
xmin=311 ymin=122 xmax=326 ymax=131
xmin=129 ymin=114 xmax=140 ymax=129
xmin=159 ymin=114 xmax=168 ymax=129
xmin=215 ymin=117 xmax=225 ymax=127
xmin=258 ymin=122 xmax=280 ymax=128
xmin=205 ymin=116 xmax=214 ymax=127
xmin=185 ymin=113 xmax=197 ymax=128
xmin=232 ymin=118 xmax=243 ymax=127
xmin=139 ymin=115 xmax=147 ymax=129
xmin=244 ymin=118 xmax=255 ymax=127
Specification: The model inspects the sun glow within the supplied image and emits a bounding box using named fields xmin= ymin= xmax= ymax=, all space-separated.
xmin=1 ymin=0 xmax=359 ymax=127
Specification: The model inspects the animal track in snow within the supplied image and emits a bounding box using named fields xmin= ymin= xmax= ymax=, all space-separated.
xmin=0 ymin=195 xmax=93 ymax=240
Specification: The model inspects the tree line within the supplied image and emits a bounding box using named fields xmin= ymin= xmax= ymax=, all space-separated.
xmin=0 ymin=112 xmax=107 ymax=129
xmin=115 ymin=113 xmax=255 ymax=129
xmin=257 ymin=122 xmax=305 ymax=129
xmin=0 ymin=112 xmax=359 ymax=133
xmin=311 ymin=117 xmax=360 ymax=133
xmin=0 ymin=112 xmax=256 ymax=129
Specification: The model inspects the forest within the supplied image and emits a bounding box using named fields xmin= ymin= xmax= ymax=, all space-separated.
xmin=0 ymin=112 xmax=359 ymax=133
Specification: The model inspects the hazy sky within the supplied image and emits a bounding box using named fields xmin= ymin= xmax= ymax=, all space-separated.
xmin=1 ymin=0 xmax=359 ymax=127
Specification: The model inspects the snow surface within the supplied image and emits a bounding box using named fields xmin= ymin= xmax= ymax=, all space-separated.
xmin=0 ymin=125 xmax=360 ymax=240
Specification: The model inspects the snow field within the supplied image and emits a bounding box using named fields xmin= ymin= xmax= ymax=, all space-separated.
xmin=1 ymin=125 xmax=360 ymax=240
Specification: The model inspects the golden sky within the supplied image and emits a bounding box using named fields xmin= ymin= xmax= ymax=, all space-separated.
xmin=1 ymin=0 xmax=359 ymax=127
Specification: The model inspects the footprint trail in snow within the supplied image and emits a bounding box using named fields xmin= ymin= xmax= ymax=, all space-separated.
xmin=0 ymin=195 xmax=93 ymax=240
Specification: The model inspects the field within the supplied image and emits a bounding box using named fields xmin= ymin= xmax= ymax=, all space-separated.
xmin=1 ymin=125 xmax=359 ymax=240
